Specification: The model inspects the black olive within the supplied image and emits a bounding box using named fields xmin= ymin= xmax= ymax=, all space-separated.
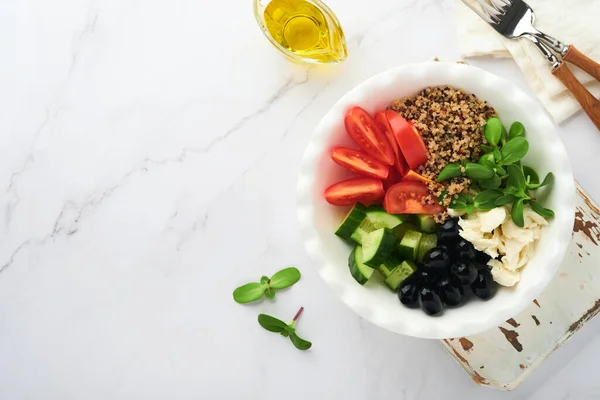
xmin=398 ymin=279 xmax=420 ymax=308
xmin=471 ymin=269 xmax=496 ymax=300
xmin=422 ymin=247 xmax=451 ymax=273
xmin=417 ymin=269 xmax=435 ymax=285
xmin=438 ymin=218 xmax=460 ymax=244
xmin=419 ymin=287 xmax=443 ymax=316
xmin=475 ymin=250 xmax=492 ymax=264
xmin=437 ymin=275 xmax=464 ymax=306
xmin=451 ymin=261 xmax=478 ymax=285
xmin=455 ymin=239 xmax=475 ymax=260
xmin=474 ymin=261 xmax=490 ymax=271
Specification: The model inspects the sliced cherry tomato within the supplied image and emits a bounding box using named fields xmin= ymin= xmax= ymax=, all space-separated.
xmin=384 ymin=110 xmax=428 ymax=170
xmin=344 ymin=107 xmax=394 ymax=166
xmin=402 ymin=170 xmax=434 ymax=185
xmin=383 ymin=182 xmax=445 ymax=215
xmin=331 ymin=147 xmax=389 ymax=180
xmin=383 ymin=166 xmax=400 ymax=191
xmin=375 ymin=111 xmax=410 ymax=176
xmin=324 ymin=177 xmax=384 ymax=206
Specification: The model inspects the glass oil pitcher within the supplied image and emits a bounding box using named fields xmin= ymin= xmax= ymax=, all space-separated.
xmin=254 ymin=0 xmax=348 ymax=64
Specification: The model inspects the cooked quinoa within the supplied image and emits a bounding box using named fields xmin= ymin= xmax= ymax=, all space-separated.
xmin=389 ymin=86 xmax=496 ymax=222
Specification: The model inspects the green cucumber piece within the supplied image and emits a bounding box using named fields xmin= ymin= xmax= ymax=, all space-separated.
xmin=377 ymin=256 xmax=402 ymax=278
xmin=384 ymin=260 xmax=417 ymax=291
xmin=348 ymin=245 xmax=374 ymax=285
xmin=393 ymin=222 xmax=417 ymax=241
xmin=414 ymin=215 xmax=436 ymax=234
xmin=362 ymin=228 xmax=397 ymax=267
xmin=398 ymin=230 xmax=422 ymax=261
xmin=417 ymin=233 xmax=438 ymax=263
xmin=350 ymin=208 xmax=406 ymax=244
xmin=335 ymin=203 xmax=368 ymax=241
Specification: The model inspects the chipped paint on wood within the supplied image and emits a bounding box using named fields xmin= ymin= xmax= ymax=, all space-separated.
xmin=441 ymin=182 xmax=600 ymax=391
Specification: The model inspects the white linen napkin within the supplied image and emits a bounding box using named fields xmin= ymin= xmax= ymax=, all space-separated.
xmin=455 ymin=0 xmax=600 ymax=123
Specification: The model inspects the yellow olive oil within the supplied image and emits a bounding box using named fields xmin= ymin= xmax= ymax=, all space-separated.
xmin=255 ymin=0 xmax=347 ymax=64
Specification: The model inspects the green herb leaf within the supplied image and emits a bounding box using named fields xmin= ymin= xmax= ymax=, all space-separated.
xmin=527 ymin=172 xmax=554 ymax=190
xmin=493 ymin=148 xmax=502 ymax=162
xmin=260 ymin=276 xmax=269 ymax=285
xmin=466 ymin=204 xmax=475 ymax=214
xmin=522 ymin=166 xmax=539 ymax=185
xmin=483 ymin=117 xmax=503 ymax=146
xmin=465 ymin=163 xmax=495 ymax=180
xmin=437 ymin=163 xmax=462 ymax=182
xmin=269 ymin=267 xmax=301 ymax=290
xmin=280 ymin=330 xmax=290 ymax=337
xmin=478 ymin=153 xmax=495 ymax=168
xmin=289 ymin=333 xmax=312 ymax=351
xmin=258 ymin=314 xmax=287 ymax=332
xmin=500 ymin=137 xmax=529 ymax=165
xmin=479 ymin=175 xmax=501 ymax=189
xmin=508 ymin=121 xmax=525 ymax=140
xmin=474 ymin=190 xmax=503 ymax=210
xmin=264 ymin=287 xmax=276 ymax=300
xmin=506 ymin=164 xmax=526 ymax=194
xmin=495 ymin=194 xmax=516 ymax=206
xmin=495 ymin=165 xmax=507 ymax=176
xmin=481 ymin=144 xmax=496 ymax=153
xmin=530 ymin=200 xmax=555 ymax=219
xmin=233 ymin=282 xmax=266 ymax=304
xmin=512 ymin=199 xmax=525 ymax=227
xmin=436 ymin=189 xmax=449 ymax=204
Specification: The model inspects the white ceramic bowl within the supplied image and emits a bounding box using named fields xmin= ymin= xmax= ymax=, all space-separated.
xmin=297 ymin=62 xmax=575 ymax=339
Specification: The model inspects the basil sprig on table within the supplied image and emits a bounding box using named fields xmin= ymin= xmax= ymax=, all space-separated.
xmin=437 ymin=118 xmax=554 ymax=227
xmin=258 ymin=307 xmax=312 ymax=351
xmin=233 ymin=267 xmax=301 ymax=303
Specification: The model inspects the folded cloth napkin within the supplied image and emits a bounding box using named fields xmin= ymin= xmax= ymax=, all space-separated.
xmin=455 ymin=0 xmax=600 ymax=123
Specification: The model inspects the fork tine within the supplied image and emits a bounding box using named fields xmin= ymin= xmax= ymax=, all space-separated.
xmin=460 ymin=0 xmax=493 ymax=24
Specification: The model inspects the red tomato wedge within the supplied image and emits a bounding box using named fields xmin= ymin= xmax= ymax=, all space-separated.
xmin=402 ymin=170 xmax=434 ymax=185
xmin=385 ymin=110 xmax=428 ymax=170
xmin=383 ymin=166 xmax=401 ymax=191
xmin=325 ymin=177 xmax=385 ymax=206
xmin=344 ymin=107 xmax=394 ymax=166
xmin=375 ymin=111 xmax=410 ymax=176
xmin=383 ymin=182 xmax=444 ymax=215
xmin=331 ymin=147 xmax=389 ymax=180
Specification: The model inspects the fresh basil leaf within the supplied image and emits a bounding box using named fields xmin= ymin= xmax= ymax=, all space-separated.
xmin=264 ymin=287 xmax=276 ymax=300
xmin=508 ymin=121 xmax=525 ymax=140
xmin=260 ymin=276 xmax=269 ymax=285
xmin=483 ymin=118 xmax=503 ymax=146
xmin=512 ymin=199 xmax=525 ymax=227
xmin=478 ymin=153 xmax=495 ymax=168
xmin=479 ymin=175 xmax=501 ymax=189
xmin=506 ymin=164 xmax=526 ymax=193
xmin=233 ymin=282 xmax=266 ymax=304
xmin=500 ymin=137 xmax=529 ymax=165
xmin=481 ymin=144 xmax=495 ymax=153
xmin=437 ymin=163 xmax=462 ymax=182
xmin=465 ymin=204 xmax=475 ymax=214
xmin=289 ymin=333 xmax=312 ymax=351
xmin=495 ymin=194 xmax=516 ymax=206
xmin=465 ymin=163 xmax=495 ymax=180
xmin=257 ymin=314 xmax=287 ymax=332
xmin=522 ymin=165 xmax=539 ymax=185
xmin=269 ymin=267 xmax=301 ymax=290
xmin=528 ymin=172 xmax=554 ymax=190
xmin=530 ymin=200 xmax=555 ymax=219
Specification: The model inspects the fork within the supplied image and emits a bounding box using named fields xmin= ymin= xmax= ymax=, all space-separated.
xmin=461 ymin=0 xmax=600 ymax=130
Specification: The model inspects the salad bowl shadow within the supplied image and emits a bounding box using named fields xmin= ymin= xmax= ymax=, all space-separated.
xmin=297 ymin=62 xmax=575 ymax=339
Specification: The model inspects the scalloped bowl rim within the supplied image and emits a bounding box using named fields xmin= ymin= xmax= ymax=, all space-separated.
xmin=297 ymin=62 xmax=575 ymax=339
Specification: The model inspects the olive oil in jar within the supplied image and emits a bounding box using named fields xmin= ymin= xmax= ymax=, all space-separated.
xmin=254 ymin=0 xmax=347 ymax=64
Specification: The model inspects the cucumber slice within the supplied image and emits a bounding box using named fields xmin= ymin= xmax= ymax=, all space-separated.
xmin=417 ymin=233 xmax=438 ymax=263
xmin=362 ymin=228 xmax=398 ymax=267
xmin=398 ymin=230 xmax=423 ymax=261
xmin=384 ymin=260 xmax=417 ymax=291
xmin=348 ymin=245 xmax=375 ymax=285
xmin=377 ymin=256 xmax=402 ymax=278
xmin=335 ymin=203 xmax=368 ymax=241
xmin=414 ymin=215 xmax=436 ymax=234
xmin=350 ymin=209 xmax=406 ymax=244
xmin=393 ymin=222 xmax=417 ymax=241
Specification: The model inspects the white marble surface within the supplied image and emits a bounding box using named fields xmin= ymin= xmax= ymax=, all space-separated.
xmin=3 ymin=0 xmax=600 ymax=399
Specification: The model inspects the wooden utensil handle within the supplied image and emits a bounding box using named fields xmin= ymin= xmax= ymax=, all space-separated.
xmin=552 ymin=63 xmax=600 ymax=131
xmin=563 ymin=45 xmax=600 ymax=83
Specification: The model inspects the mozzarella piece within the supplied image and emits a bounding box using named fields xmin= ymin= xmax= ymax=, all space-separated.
xmin=489 ymin=260 xmax=521 ymax=287
xmin=478 ymin=207 xmax=507 ymax=233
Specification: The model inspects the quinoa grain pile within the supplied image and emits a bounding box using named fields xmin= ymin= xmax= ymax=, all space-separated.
xmin=390 ymin=86 xmax=496 ymax=222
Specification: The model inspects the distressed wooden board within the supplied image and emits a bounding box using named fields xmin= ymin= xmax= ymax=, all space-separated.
xmin=441 ymin=182 xmax=600 ymax=391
